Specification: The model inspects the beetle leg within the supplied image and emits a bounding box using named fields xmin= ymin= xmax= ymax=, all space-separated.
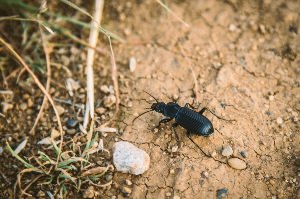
xmin=184 ymin=103 xmax=196 ymax=109
xmin=155 ymin=118 xmax=173 ymax=129
xmin=199 ymin=107 xmax=236 ymax=122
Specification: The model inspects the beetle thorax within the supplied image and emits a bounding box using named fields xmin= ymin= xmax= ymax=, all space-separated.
xmin=164 ymin=102 xmax=180 ymax=118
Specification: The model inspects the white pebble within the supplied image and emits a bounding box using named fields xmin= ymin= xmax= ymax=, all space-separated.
xmin=166 ymin=192 xmax=172 ymax=197
xmin=276 ymin=117 xmax=283 ymax=125
xmin=171 ymin=146 xmax=178 ymax=153
xmin=229 ymin=24 xmax=237 ymax=32
xmin=129 ymin=57 xmax=137 ymax=72
xmin=211 ymin=151 xmax=217 ymax=157
xmin=173 ymin=196 xmax=180 ymax=199
xmin=222 ymin=145 xmax=233 ymax=157
xmin=113 ymin=141 xmax=150 ymax=175
xmin=125 ymin=179 xmax=132 ymax=186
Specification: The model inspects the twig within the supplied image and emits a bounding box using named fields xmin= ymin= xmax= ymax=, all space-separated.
xmin=29 ymin=25 xmax=52 ymax=134
xmin=0 ymin=37 xmax=64 ymax=163
xmin=83 ymin=0 xmax=104 ymax=128
xmin=0 ymin=90 xmax=13 ymax=95
xmin=108 ymin=36 xmax=120 ymax=114
xmin=54 ymin=97 xmax=83 ymax=109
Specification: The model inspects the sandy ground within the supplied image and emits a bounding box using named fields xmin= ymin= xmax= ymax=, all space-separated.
xmin=0 ymin=0 xmax=299 ymax=198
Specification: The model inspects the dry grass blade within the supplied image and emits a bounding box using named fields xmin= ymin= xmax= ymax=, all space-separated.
xmin=0 ymin=37 xmax=64 ymax=163
xmin=6 ymin=141 xmax=34 ymax=168
xmin=59 ymin=0 xmax=125 ymax=42
xmin=0 ymin=90 xmax=13 ymax=95
xmin=83 ymin=0 xmax=104 ymax=127
xmin=29 ymin=25 xmax=52 ymax=134
xmin=14 ymin=139 xmax=28 ymax=155
xmin=17 ymin=168 xmax=43 ymax=196
xmin=94 ymin=126 xmax=117 ymax=133
xmin=156 ymin=0 xmax=190 ymax=28
xmin=81 ymin=165 xmax=113 ymax=177
xmin=108 ymin=36 xmax=120 ymax=117
xmin=22 ymin=174 xmax=44 ymax=194
xmin=88 ymin=179 xmax=113 ymax=188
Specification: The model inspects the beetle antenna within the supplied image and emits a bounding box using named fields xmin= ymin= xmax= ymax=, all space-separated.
xmin=143 ymin=90 xmax=159 ymax=103
xmin=132 ymin=109 xmax=153 ymax=125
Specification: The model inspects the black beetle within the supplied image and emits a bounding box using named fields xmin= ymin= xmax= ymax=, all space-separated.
xmin=133 ymin=92 xmax=234 ymax=138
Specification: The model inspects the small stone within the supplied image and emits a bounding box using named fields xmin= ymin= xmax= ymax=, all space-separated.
xmin=96 ymin=107 xmax=106 ymax=114
xmin=228 ymin=158 xmax=247 ymax=170
xmin=83 ymin=186 xmax=95 ymax=198
xmin=240 ymin=151 xmax=248 ymax=158
xmin=229 ymin=24 xmax=237 ymax=32
xmin=171 ymin=145 xmax=178 ymax=153
xmin=66 ymin=118 xmax=78 ymax=128
xmin=20 ymin=103 xmax=27 ymax=111
xmin=222 ymin=145 xmax=233 ymax=157
xmin=276 ymin=117 xmax=283 ymax=125
xmin=104 ymin=173 xmax=113 ymax=182
xmin=0 ymin=146 xmax=3 ymax=154
xmin=113 ymin=141 xmax=150 ymax=175
xmin=56 ymin=105 xmax=65 ymax=115
xmin=66 ymin=129 xmax=76 ymax=135
xmin=129 ymin=57 xmax=137 ymax=72
xmin=269 ymin=179 xmax=275 ymax=185
xmin=1 ymin=102 xmax=13 ymax=113
xmin=124 ymin=28 xmax=131 ymax=36
xmin=216 ymin=188 xmax=228 ymax=199
xmin=201 ymin=171 xmax=209 ymax=178
xmin=65 ymin=78 xmax=80 ymax=96
xmin=271 ymin=196 xmax=276 ymax=199
xmin=111 ymin=196 xmax=117 ymax=199
xmin=213 ymin=62 xmax=222 ymax=69
xmin=103 ymin=95 xmax=116 ymax=108
xmin=166 ymin=192 xmax=172 ymax=197
xmin=170 ymin=169 xmax=175 ymax=174
xmin=173 ymin=196 xmax=180 ymax=199
xmin=259 ymin=24 xmax=266 ymax=34
xmin=211 ymin=151 xmax=217 ymax=157
xmin=27 ymin=98 xmax=33 ymax=107
xmin=121 ymin=186 xmax=132 ymax=195
xmin=100 ymin=85 xmax=111 ymax=94
xmin=127 ymin=101 xmax=133 ymax=107
xmin=269 ymin=95 xmax=274 ymax=101
xmin=37 ymin=190 xmax=45 ymax=197
xmin=292 ymin=111 xmax=298 ymax=117
xmin=125 ymin=179 xmax=132 ymax=186
xmin=287 ymin=108 xmax=293 ymax=112
xmin=172 ymin=94 xmax=179 ymax=101
xmin=293 ymin=117 xmax=299 ymax=122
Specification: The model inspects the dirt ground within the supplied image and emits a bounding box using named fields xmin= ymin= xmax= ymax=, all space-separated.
xmin=0 ymin=0 xmax=300 ymax=198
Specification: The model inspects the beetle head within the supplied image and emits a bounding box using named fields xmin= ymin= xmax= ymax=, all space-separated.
xmin=151 ymin=102 xmax=166 ymax=113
